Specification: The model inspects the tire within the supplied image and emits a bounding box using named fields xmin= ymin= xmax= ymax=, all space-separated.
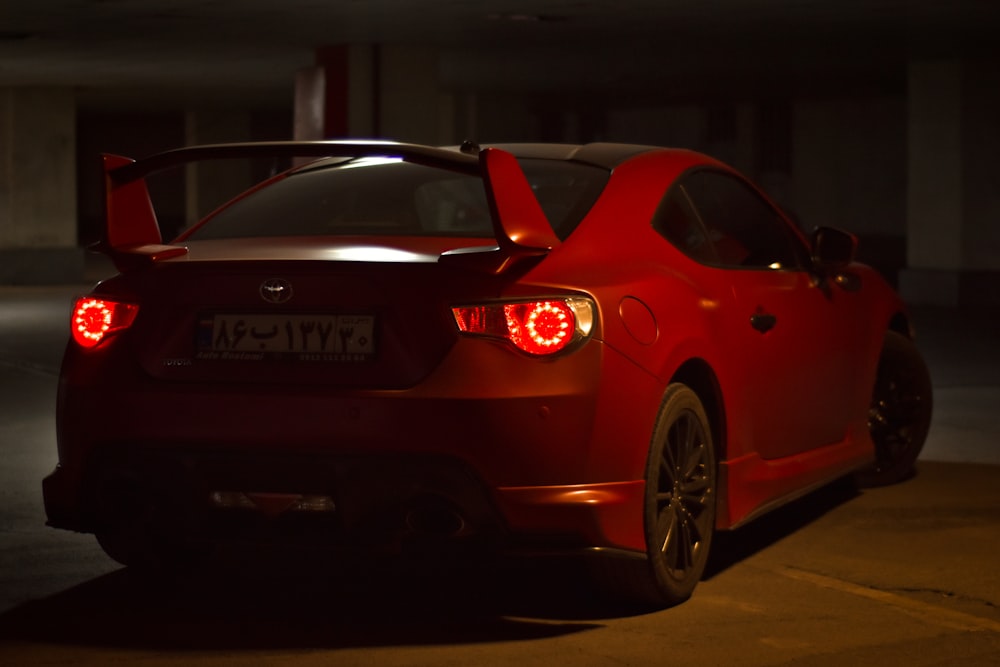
xmin=590 ymin=383 xmax=717 ymax=608
xmin=857 ymin=331 xmax=933 ymax=487
xmin=96 ymin=524 xmax=207 ymax=574
xmin=93 ymin=482 xmax=207 ymax=573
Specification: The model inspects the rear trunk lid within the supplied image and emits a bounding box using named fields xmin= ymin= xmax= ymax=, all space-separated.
xmin=119 ymin=237 xmax=508 ymax=388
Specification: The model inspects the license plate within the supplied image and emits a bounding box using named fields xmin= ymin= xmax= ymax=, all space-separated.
xmin=196 ymin=314 xmax=375 ymax=361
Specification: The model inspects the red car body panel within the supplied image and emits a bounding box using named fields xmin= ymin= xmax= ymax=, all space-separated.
xmin=45 ymin=140 xmax=910 ymax=563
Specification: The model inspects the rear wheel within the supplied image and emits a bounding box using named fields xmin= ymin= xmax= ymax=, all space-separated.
xmin=591 ymin=384 xmax=716 ymax=608
xmin=93 ymin=481 xmax=208 ymax=573
xmin=96 ymin=524 xmax=206 ymax=573
xmin=857 ymin=331 xmax=933 ymax=487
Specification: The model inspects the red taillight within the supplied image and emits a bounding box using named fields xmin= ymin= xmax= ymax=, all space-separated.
xmin=71 ymin=297 xmax=138 ymax=349
xmin=505 ymin=301 xmax=575 ymax=354
xmin=452 ymin=298 xmax=594 ymax=356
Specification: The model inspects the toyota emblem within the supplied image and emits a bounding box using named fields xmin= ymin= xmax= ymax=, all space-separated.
xmin=260 ymin=278 xmax=293 ymax=304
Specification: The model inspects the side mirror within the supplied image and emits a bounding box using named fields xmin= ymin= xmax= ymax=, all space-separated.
xmin=810 ymin=226 xmax=857 ymax=272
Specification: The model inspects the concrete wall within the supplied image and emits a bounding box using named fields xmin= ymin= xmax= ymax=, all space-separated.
xmin=792 ymin=97 xmax=907 ymax=236
xmin=902 ymin=59 xmax=1000 ymax=306
xmin=962 ymin=61 xmax=1000 ymax=272
xmin=378 ymin=46 xmax=454 ymax=145
xmin=907 ymin=61 xmax=964 ymax=274
xmin=0 ymin=88 xmax=81 ymax=284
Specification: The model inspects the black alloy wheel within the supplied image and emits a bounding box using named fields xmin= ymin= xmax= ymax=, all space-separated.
xmin=644 ymin=384 xmax=716 ymax=603
xmin=858 ymin=331 xmax=933 ymax=487
xmin=589 ymin=383 xmax=716 ymax=608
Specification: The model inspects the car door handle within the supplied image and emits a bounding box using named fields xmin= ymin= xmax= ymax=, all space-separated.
xmin=750 ymin=312 xmax=777 ymax=333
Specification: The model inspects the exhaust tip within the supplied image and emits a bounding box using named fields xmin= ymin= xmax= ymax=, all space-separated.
xmin=405 ymin=498 xmax=466 ymax=536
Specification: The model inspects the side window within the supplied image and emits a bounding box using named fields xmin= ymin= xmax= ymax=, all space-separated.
xmin=651 ymin=186 xmax=718 ymax=264
xmin=681 ymin=170 xmax=808 ymax=270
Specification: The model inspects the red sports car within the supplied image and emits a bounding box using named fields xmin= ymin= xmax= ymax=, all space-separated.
xmin=43 ymin=140 xmax=932 ymax=607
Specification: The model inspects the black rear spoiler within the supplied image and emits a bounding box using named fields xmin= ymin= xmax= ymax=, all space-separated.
xmin=100 ymin=140 xmax=559 ymax=274
xmin=106 ymin=140 xmax=480 ymax=183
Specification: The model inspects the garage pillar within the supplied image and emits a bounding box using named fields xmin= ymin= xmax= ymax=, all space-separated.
xmin=0 ymin=87 xmax=82 ymax=284
xmin=295 ymin=44 xmax=376 ymax=141
xmin=901 ymin=60 xmax=1000 ymax=307
xmin=294 ymin=45 xmax=454 ymax=145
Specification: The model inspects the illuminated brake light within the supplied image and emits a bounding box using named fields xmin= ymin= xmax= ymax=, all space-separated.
xmin=71 ymin=297 xmax=138 ymax=349
xmin=506 ymin=301 xmax=574 ymax=354
xmin=452 ymin=298 xmax=594 ymax=356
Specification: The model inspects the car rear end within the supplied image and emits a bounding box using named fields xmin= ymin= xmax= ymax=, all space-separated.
xmin=43 ymin=142 xmax=651 ymax=563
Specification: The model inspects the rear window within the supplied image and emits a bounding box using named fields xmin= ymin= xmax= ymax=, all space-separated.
xmin=186 ymin=157 xmax=608 ymax=242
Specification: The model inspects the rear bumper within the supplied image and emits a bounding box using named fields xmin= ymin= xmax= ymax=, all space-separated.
xmin=49 ymin=337 xmax=661 ymax=554
xmin=42 ymin=451 xmax=646 ymax=554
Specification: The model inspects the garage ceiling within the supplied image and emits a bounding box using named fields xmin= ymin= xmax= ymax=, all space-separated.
xmin=2 ymin=0 xmax=998 ymax=107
